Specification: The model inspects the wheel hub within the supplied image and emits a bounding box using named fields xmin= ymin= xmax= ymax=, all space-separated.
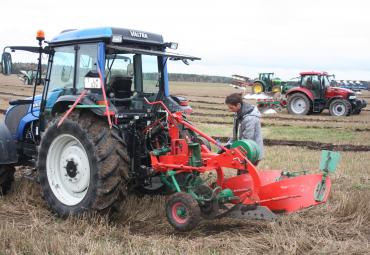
xmin=333 ymin=104 xmax=344 ymax=115
xmin=65 ymin=160 xmax=78 ymax=178
xmin=172 ymin=202 xmax=189 ymax=223
xmin=253 ymin=84 xmax=263 ymax=94
xmin=176 ymin=207 xmax=187 ymax=218
xmin=46 ymin=134 xmax=90 ymax=206
xmin=291 ymin=97 xmax=307 ymax=114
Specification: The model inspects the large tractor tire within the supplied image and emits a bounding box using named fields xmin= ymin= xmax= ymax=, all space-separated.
xmin=252 ymin=82 xmax=265 ymax=94
xmin=287 ymin=93 xmax=311 ymax=115
xmin=329 ymin=99 xmax=351 ymax=116
xmin=38 ymin=111 xmax=129 ymax=217
xmin=0 ymin=165 xmax=15 ymax=195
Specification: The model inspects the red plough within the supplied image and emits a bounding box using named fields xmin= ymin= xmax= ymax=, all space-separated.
xmin=145 ymin=98 xmax=339 ymax=231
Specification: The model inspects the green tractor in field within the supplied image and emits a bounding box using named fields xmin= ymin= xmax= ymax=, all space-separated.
xmin=252 ymin=72 xmax=282 ymax=94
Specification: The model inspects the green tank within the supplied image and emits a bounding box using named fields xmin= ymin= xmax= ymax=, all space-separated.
xmin=231 ymin=139 xmax=260 ymax=164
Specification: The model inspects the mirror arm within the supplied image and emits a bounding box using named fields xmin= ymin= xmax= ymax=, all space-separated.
xmin=30 ymin=39 xmax=44 ymax=118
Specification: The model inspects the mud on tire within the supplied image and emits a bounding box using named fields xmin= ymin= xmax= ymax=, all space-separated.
xmin=37 ymin=111 xmax=129 ymax=217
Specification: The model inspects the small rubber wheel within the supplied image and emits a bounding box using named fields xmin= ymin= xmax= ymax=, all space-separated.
xmin=166 ymin=192 xmax=201 ymax=232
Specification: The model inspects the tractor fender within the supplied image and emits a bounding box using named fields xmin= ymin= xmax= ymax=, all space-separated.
xmin=52 ymin=95 xmax=108 ymax=116
xmin=0 ymin=121 xmax=18 ymax=164
xmin=326 ymin=96 xmax=345 ymax=107
xmin=285 ymin=87 xmax=314 ymax=101
xmin=16 ymin=109 xmax=39 ymax=141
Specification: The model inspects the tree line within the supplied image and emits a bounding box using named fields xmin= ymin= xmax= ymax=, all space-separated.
xmin=169 ymin=73 xmax=231 ymax=83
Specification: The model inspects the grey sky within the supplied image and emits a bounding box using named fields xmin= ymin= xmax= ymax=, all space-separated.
xmin=1 ymin=0 xmax=369 ymax=80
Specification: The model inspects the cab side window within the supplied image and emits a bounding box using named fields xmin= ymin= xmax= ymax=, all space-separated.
xmin=76 ymin=44 xmax=98 ymax=93
xmin=46 ymin=46 xmax=75 ymax=110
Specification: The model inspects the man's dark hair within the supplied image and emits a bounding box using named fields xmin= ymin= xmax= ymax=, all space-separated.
xmin=225 ymin=93 xmax=243 ymax=105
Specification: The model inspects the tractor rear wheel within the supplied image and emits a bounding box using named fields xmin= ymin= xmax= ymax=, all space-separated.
xmin=329 ymin=99 xmax=351 ymax=116
xmin=287 ymin=93 xmax=311 ymax=115
xmin=38 ymin=111 xmax=129 ymax=217
xmin=0 ymin=165 xmax=15 ymax=195
xmin=252 ymin=82 xmax=265 ymax=94
xmin=166 ymin=192 xmax=201 ymax=232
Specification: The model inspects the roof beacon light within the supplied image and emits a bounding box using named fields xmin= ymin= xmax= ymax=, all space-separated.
xmin=112 ymin=35 xmax=123 ymax=43
xmin=169 ymin=42 xmax=178 ymax=50
xmin=36 ymin=30 xmax=45 ymax=41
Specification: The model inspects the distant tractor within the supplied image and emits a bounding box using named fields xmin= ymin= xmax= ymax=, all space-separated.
xmin=252 ymin=72 xmax=282 ymax=94
xmin=286 ymin=72 xmax=367 ymax=116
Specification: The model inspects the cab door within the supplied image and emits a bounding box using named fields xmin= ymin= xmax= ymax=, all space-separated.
xmin=301 ymin=75 xmax=321 ymax=99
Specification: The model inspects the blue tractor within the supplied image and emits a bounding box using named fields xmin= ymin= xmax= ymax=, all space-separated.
xmin=0 ymin=27 xmax=198 ymax=216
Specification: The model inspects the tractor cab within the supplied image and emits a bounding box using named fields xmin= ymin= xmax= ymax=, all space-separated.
xmin=259 ymin=72 xmax=274 ymax=81
xmin=300 ymin=72 xmax=330 ymax=99
xmin=42 ymin=28 xmax=199 ymax=121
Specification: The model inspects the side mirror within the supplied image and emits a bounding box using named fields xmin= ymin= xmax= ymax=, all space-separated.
xmin=84 ymin=70 xmax=101 ymax=89
xmin=1 ymin=52 xmax=12 ymax=75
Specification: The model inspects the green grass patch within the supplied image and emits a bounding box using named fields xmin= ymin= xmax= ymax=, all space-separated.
xmin=193 ymin=122 xmax=232 ymax=137
xmin=262 ymin=126 xmax=357 ymax=143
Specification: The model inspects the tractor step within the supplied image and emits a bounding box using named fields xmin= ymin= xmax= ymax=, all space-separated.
xmin=313 ymin=99 xmax=324 ymax=112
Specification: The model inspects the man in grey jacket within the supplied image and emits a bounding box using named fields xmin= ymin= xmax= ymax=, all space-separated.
xmin=225 ymin=93 xmax=264 ymax=163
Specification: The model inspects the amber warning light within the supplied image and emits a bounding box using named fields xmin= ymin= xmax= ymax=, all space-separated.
xmin=36 ymin=30 xmax=45 ymax=41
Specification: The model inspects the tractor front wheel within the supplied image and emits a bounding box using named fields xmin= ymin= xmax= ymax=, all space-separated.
xmin=166 ymin=192 xmax=201 ymax=232
xmin=252 ymin=82 xmax=265 ymax=94
xmin=329 ymin=99 xmax=351 ymax=116
xmin=0 ymin=165 xmax=15 ymax=195
xmin=38 ymin=111 xmax=129 ymax=217
xmin=287 ymin=93 xmax=311 ymax=115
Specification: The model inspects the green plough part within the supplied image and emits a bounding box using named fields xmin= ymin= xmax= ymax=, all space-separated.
xmin=315 ymin=150 xmax=340 ymax=202
xmin=320 ymin=150 xmax=340 ymax=173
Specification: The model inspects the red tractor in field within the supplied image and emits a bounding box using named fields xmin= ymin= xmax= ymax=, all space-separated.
xmin=285 ymin=72 xmax=367 ymax=116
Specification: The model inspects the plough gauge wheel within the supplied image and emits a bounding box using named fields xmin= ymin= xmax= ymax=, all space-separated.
xmin=166 ymin=192 xmax=201 ymax=232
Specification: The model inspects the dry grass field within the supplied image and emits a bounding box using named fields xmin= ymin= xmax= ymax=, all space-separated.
xmin=0 ymin=74 xmax=369 ymax=254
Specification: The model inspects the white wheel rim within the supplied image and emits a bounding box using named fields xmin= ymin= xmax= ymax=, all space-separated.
xmin=46 ymin=134 xmax=90 ymax=206
xmin=333 ymin=102 xmax=345 ymax=116
xmin=291 ymin=97 xmax=307 ymax=114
